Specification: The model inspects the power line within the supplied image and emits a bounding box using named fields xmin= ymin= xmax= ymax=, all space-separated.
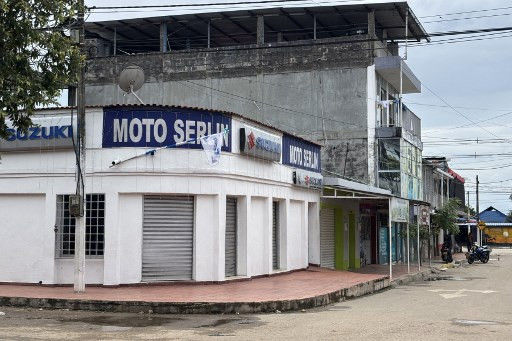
xmin=420 ymin=5 xmax=512 ymax=18
xmin=422 ymin=12 xmax=512 ymax=24
xmin=423 ymin=110 xmax=512 ymax=136
xmin=421 ymin=83 xmax=512 ymax=143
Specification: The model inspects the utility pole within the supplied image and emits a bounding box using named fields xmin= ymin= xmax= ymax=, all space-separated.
xmin=467 ymin=190 xmax=471 ymax=248
xmin=476 ymin=175 xmax=480 ymax=247
xmin=74 ymin=0 xmax=86 ymax=293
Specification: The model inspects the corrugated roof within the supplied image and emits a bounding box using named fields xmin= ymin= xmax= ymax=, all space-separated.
xmin=480 ymin=206 xmax=509 ymax=224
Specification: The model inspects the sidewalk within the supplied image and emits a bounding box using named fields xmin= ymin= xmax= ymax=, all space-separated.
xmin=0 ymin=266 xmax=431 ymax=314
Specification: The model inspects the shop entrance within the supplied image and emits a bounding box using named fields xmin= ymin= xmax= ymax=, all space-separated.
xmin=320 ymin=207 xmax=335 ymax=269
xmin=225 ymin=197 xmax=237 ymax=277
xmin=142 ymin=196 xmax=194 ymax=281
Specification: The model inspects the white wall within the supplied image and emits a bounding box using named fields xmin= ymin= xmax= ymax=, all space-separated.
xmin=54 ymin=259 xmax=104 ymax=284
xmin=0 ymin=194 xmax=49 ymax=283
xmin=247 ymin=197 xmax=272 ymax=276
xmin=308 ymin=202 xmax=320 ymax=265
xmin=194 ymin=194 xmax=224 ymax=281
xmin=118 ymin=194 xmax=143 ymax=284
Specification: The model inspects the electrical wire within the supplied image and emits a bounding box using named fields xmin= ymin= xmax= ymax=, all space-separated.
xmin=419 ymin=5 xmax=512 ymax=18
xmin=422 ymin=12 xmax=512 ymax=25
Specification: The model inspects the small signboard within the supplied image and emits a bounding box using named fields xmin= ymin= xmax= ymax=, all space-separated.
xmin=478 ymin=221 xmax=487 ymax=230
xmin=420 ymin=205 xmax=430 ymax=226
xmin=239 ymin=124 xmax=282 ymax=162
xmin=293 ymin=169 xmax=323 ymax=190
xmin=390 ymin=198 xmax=409 ymax=223
xmin=0 ymin=116 xmax=75 ymax=151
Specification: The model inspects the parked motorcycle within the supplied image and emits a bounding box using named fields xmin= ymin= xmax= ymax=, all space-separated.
xmin=441 ymin=241 xmax=453 ymax=263
xmin=466 ymin=244 xmax=492 ymax=264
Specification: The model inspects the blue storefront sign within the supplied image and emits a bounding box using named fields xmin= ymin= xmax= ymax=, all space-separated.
xmin=102 ymin=108 xmax=231 ymax=151
xmin=282 ymin=133 xmax=321 ymax=173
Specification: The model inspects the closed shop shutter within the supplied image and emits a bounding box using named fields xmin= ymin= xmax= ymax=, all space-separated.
xmin=320 ymin=208 xmax=335 ymax=269
xmin=272 ymin=201 xmax=279 ymax=270
xmin=225 ymin=197 xmax=237 ymax=277
xmin=142 ymin=196 xmax=194 ymax=281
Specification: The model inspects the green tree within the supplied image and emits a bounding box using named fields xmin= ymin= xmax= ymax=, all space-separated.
xmin=0 ymin=1 xmax=81 ymax=138
xmin=431 ymin=198 xmax=461 ymax=236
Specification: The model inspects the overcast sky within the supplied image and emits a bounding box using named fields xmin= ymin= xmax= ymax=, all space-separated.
xmin=85 ymin=0 xmax=512 ymax=214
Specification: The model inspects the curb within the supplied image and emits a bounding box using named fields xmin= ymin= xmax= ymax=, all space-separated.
xmin=0 ymin=277 xmax=392 ymax=314
xmin=390 ymin=269 xmax=433 ymax=287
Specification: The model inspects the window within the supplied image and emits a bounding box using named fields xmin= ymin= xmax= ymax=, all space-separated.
xmin=379 ymin=172 xmax=400 ymax=195
xmin=378 ymin=139 xmax=400 ymax=171
xmin=55 ymin=194 xmax=105 ymax=258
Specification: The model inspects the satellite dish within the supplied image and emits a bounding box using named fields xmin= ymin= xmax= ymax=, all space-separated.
xmin=118 ymin=65 xmax=145 ymax=104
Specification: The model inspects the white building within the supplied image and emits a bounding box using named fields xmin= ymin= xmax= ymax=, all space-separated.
xmin=0 ymin=105 xmax=322 ymax=285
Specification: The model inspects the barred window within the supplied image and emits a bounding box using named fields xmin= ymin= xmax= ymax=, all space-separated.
xmin=55 ymin=194 xmax=105 ymax=258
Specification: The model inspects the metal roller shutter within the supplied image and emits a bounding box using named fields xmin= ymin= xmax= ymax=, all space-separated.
xmin=225 ymin=197 xmax=237 ymax=277
xmin=272 ymin=201 xmax=279 ymax=270
xmin=320 ymin=208 xmax=335 ymax=269
xmin=142 ymin=196 xmax=194 ymax=281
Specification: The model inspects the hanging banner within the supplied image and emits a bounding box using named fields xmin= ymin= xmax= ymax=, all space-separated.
xmin=390 ymin=198 xmax=409 ymax=223
xmin=282 ymin=133 xmax=321 ymax=173
xmin=239 ymin=124 xmax=281 ymax=161
xmin=0 ymin=116 xmax=75 ymax=151
xmin=102 ymin=107 xmax=231 ymax=151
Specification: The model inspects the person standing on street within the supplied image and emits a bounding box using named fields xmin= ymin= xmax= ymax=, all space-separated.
xmin=467 ymin=231 xmax=473 ymax=252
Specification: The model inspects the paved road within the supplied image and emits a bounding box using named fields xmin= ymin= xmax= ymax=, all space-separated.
xmin=1 ymin=249 xmax=511 ymax=340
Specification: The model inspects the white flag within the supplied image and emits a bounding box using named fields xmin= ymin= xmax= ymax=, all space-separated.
xmin=200 ymin=132 xmax=224 ymax=165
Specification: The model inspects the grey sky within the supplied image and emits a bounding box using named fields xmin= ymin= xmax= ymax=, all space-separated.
xmin=85 ymin=0 xmax=512 ymax=213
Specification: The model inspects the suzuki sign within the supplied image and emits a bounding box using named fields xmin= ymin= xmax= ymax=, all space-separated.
xmin=239 ymin=124 xmax=281 ymax=162
xmin=0 ymin=116 xmax=75 ymax=151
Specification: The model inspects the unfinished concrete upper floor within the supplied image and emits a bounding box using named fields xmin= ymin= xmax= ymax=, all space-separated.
xmin=85 ymin=2 xmax=429 ymax=57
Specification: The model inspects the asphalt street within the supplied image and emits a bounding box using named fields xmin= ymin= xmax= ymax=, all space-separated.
xmin=1 ymin=249 xmax=511 ymax=340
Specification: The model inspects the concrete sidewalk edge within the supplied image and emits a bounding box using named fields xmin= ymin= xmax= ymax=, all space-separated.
xmin=0 ymin=271 xmax=433 ymax=314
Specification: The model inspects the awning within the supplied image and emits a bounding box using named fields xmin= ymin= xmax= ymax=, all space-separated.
xmin=322 ymin=176 xmax=392 ymax=199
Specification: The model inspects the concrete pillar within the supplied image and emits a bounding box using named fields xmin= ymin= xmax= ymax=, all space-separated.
xmin=301 ymin=201 xmax=309 ymax=268
xmin=207 ymin=20 xmax=211 ymax=48
xmin=368 ymin=10 xmax=376 ymax=57
xmin=113 ymin=27 xmax=117 ymax=56
xmin=44 ymin=193 xmax=56 ymax=284
xmin=194 ymin=194 xmax=225 ymax=281
xmin=279 ymin=199 xmax=289 ymax=270
xmin=237 ymin=196 xmax=250 ymax=276
xmin=313 ymin=15 xmax=317 ymax=40
xmin=160 ymin=22 xmax=168 ymax=52
xmin=308 ymin=202 xmax=320 ymax=266
xmin=264 ymin=197 xmax=273 ymax=273
xmin=103 ymin=192 xmax=120 ymax=285
xmin=368 ymin=10 xmax=376 ymax=37
xmin=257 ymin=15 xmax=265 ymax=45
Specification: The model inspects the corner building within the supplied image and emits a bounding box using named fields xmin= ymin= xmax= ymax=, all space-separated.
xmin=0 ymin=105 xmax=321 ymax=285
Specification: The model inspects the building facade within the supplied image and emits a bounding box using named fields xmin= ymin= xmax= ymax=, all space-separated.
xmin=0 ymin=106 xmax=322 ymax=285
